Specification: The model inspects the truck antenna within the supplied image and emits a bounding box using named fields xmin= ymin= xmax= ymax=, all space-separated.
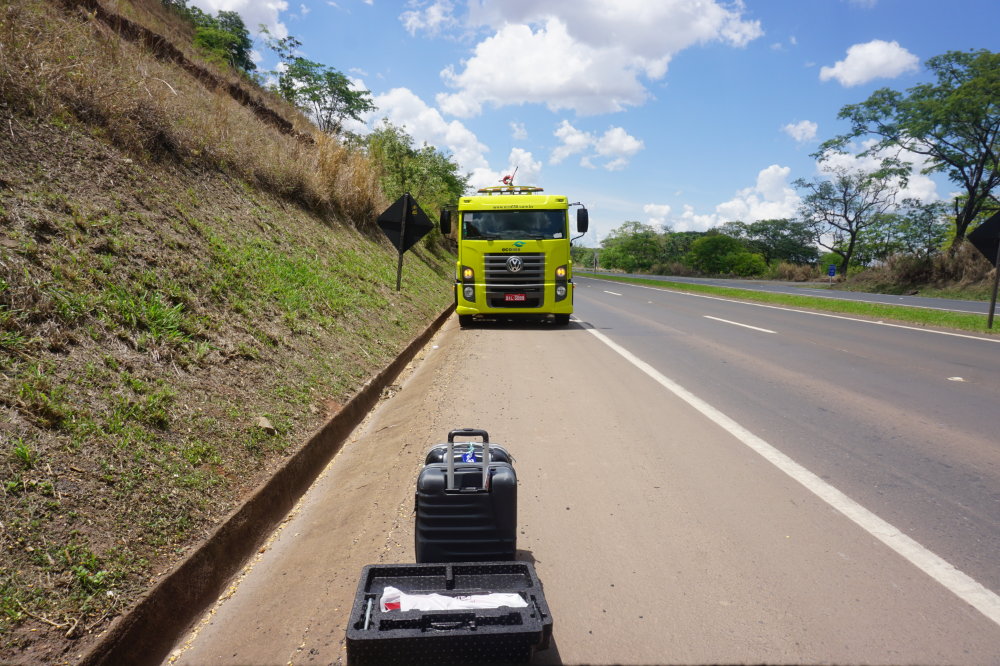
xmin=501 ymin=166 xmax=518 ymax=186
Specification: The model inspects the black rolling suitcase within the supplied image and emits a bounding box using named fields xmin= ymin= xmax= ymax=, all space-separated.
xmin=415 ymin=429 xmax=517 ymax=563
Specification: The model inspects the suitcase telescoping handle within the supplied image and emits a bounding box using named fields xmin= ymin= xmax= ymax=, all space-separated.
xmin=447 ymin=428 xmax=489 ymax=443
xmin=445 ymin=428 xmax=491 ymax=491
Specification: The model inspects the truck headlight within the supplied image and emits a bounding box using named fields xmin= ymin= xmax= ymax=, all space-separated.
xmin=556 ymin=286 xmax=567 ymax=297
xmin=464 ymin=286 xmax=474 ymax=299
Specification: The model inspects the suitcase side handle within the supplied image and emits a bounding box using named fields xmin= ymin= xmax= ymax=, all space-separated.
xmin=447 ymin=428 xmax=489 ymax=443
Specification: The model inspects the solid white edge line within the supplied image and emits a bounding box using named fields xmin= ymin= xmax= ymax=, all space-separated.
xmin=704 ymin=315 xmax=776 ymax=334
xmin=577 ymin=277 xmax=1000 ymax=344
xmin=573 ymin=316 xmax=1000 ymax=628
xmin=604 ymin=291 xmax=622 ymax=296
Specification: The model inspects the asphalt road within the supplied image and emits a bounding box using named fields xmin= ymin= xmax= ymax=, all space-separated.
xmin=576 ymin=271 xmax=994 ymax=315
xmin=167 ymin=284 xmax=1000 ymax=665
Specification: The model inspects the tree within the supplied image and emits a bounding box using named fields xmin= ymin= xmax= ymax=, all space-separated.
xmin=817 ymin=49 xmax=1000 ymax=244
xmin=658 ymin=231 xmax=704 ymax=264
xmin=215 ymin=11 xmax=256 ymax=72
xmin=852 ymin=212 xmax=905 ymax=267
xmin=719 ymin=219 xmax=818 ymax=265
xmin=364 ymin=121 xmax=469 ymax=218
xmin=599 ymin=222 xmax=663 ymax=273
xmin=685 ymin=235 xmax=744 ymax=274
xmin=795 ymin=163 xmax=899 ymax=274
xmin=262 ymin=31 xmax=375 ymax=134
xmin=898 ymin=199 xmax=949 ymax=259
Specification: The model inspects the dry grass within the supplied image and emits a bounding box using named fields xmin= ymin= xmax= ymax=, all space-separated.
xmin=0 ymin=0 xmax=386 ymax=227
xmin=843 ymin=242 xmax=996 ymax=297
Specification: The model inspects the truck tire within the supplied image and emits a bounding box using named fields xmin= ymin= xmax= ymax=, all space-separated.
xmin=554 ymin=314 xmax=570 ymax=326
xmin=459 ymin=314 xmax=474 ymax=328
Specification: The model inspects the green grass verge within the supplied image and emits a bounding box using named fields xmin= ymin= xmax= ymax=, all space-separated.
xmin=579 ymin=273 xmax=999 ymax=336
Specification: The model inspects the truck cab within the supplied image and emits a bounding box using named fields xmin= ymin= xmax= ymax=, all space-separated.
xmin=441 ymin=186 xmax=588 ymax=327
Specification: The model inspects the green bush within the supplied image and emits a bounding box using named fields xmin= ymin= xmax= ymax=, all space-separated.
xmin=686 ymin=235 xmax=744 ymax=273
xmin=730 ymin=253 xmax=767 ymax=276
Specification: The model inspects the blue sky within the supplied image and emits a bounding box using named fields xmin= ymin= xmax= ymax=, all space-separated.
xmin=190 ymin=0 xmax=999 ymax=245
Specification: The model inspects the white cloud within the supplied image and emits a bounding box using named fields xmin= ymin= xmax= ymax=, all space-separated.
xmin=510 ymin=122 xmax=528 ymax=140
xmin=300 ymin=3 xmax=309 ymax=14
xmin=790 ymin=36 xmax=797 ymax=45
xmin=188 ymin=0 xmax=289 ymax=38
xmin=644 ymin=203 xmax=671 ymax=226
xmin=782 ymin=120 xmax=818 ymax=144
xmin=401 ymin=0 xmax=458 ymax=36
xmin=770 ymin=43 xmax=783 ymax=51
xmin=847 ymin=0 xmax=877 ymax=6
xmin=715 ymin=165 xmax=802 ymax=223
xmin=363 ymin=0 xmax=372 ymax=4
xmin=550 ymin=120 xmax=595 ymax=165
xmin=549 ymin=121 xmax=643 ymax=169
xmin=507 ymin=149 xmax=543 ymax=186
xmin=434 ymin=0 xmax=762 ymax=116
xmin=595 ymin=126 xmax=644 ymax=159
xmin=820 ymin=40 xmax=919 ymax=87
xmin=366 ymin=88 xmax=490 ymax=178
xmin=674 ymin=190 xmax=682 ymax=196
xmin=675 ymin=204 xmax=721 ymax=232
xmin=349 ymin=67 xmax=368 ymax=76
xmin=362 ymin=88 xmax=547 ymax=191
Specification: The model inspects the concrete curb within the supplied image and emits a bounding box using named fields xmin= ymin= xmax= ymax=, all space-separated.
xmin=78 ymin=304 xmax=456 ymax=666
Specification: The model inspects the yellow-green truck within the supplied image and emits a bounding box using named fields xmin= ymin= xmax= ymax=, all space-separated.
xmin=440 ymin=186 xmax=589 ymax=327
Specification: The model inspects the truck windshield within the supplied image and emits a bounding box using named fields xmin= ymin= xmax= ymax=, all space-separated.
xmin=462 ymin=210 xmax=566 ymax=240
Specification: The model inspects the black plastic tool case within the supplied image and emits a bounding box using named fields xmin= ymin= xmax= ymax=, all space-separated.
xmin=345 ymin=562 xmax=552 ymax=665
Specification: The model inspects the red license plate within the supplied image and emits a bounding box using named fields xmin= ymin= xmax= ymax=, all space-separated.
xmin=504 ymin=293 xmax=526 ymax=302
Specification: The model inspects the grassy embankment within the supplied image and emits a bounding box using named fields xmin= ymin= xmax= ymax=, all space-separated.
xmin=0 ymin=0 xmax=454 ymax=661
xmin=581 ymin=273 xmax=998 ymax=335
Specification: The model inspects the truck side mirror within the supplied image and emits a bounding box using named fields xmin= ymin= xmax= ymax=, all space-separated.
xmin=577 ymin=208 xmax=589 ymax=234
xmin=440 ymin=209 xmax=451 ymax=235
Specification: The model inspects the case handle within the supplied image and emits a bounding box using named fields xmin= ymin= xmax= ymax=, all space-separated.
xmin=446 ymin=429 xmax=491 ymax=491
xmin=447 ymin=428 xmax=489 ymax=443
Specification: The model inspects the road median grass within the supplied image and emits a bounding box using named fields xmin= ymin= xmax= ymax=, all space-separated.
xmin=578 ymin=273 xmax=999 ymax=336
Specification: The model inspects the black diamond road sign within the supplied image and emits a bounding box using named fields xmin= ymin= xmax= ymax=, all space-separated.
xmin=377 ymin=194 xmax=434 ymax=254
xmin=968 ymin=211 xmax=1000 ymax=268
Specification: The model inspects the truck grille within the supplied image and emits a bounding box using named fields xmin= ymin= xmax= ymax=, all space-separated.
xmin=484 ymin=253 xmax=545 ymax=308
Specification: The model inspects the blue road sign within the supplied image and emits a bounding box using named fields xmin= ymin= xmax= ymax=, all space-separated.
xmin=828 ymin=264 xmax=836 ymax=277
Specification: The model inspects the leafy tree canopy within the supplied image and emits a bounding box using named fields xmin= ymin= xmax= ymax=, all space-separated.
xmin=262 ymin=31 xmax=375 ymax=135
xmin=362 ymin=121 xmax=469 ymax=217
xmin=795 ymin=162 xmax=899 ymax=274
xmin=718 ymin=219 xmax=818 ymax=265
xmin=599 ymin=221 xmax=664 ymax=273
xmin=686 ymin=235 xmax=744 ymax=274
xmin=163 ymin=1 xmax=256 ymax=72
xmin=817 ymin=49 xmax=1000 ymax=243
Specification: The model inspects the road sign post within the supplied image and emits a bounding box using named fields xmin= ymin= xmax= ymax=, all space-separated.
xmin=967 ymin=211 xmax=1000 ymax=329
xmin=828 ymin=264 xmax=836 ymax=286
xmin=376 ymin=193 xmax=434 ymax=292
xmin=395 ymin=193 xmax=408 ymax=292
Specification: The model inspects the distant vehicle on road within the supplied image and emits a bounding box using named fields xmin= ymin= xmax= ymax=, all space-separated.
xmin=440 ymin=184 xmax=589 ymax=327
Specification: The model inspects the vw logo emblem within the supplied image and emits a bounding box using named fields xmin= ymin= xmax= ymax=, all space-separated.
xmin=506 ymin=256 xmax=523 ymax=273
